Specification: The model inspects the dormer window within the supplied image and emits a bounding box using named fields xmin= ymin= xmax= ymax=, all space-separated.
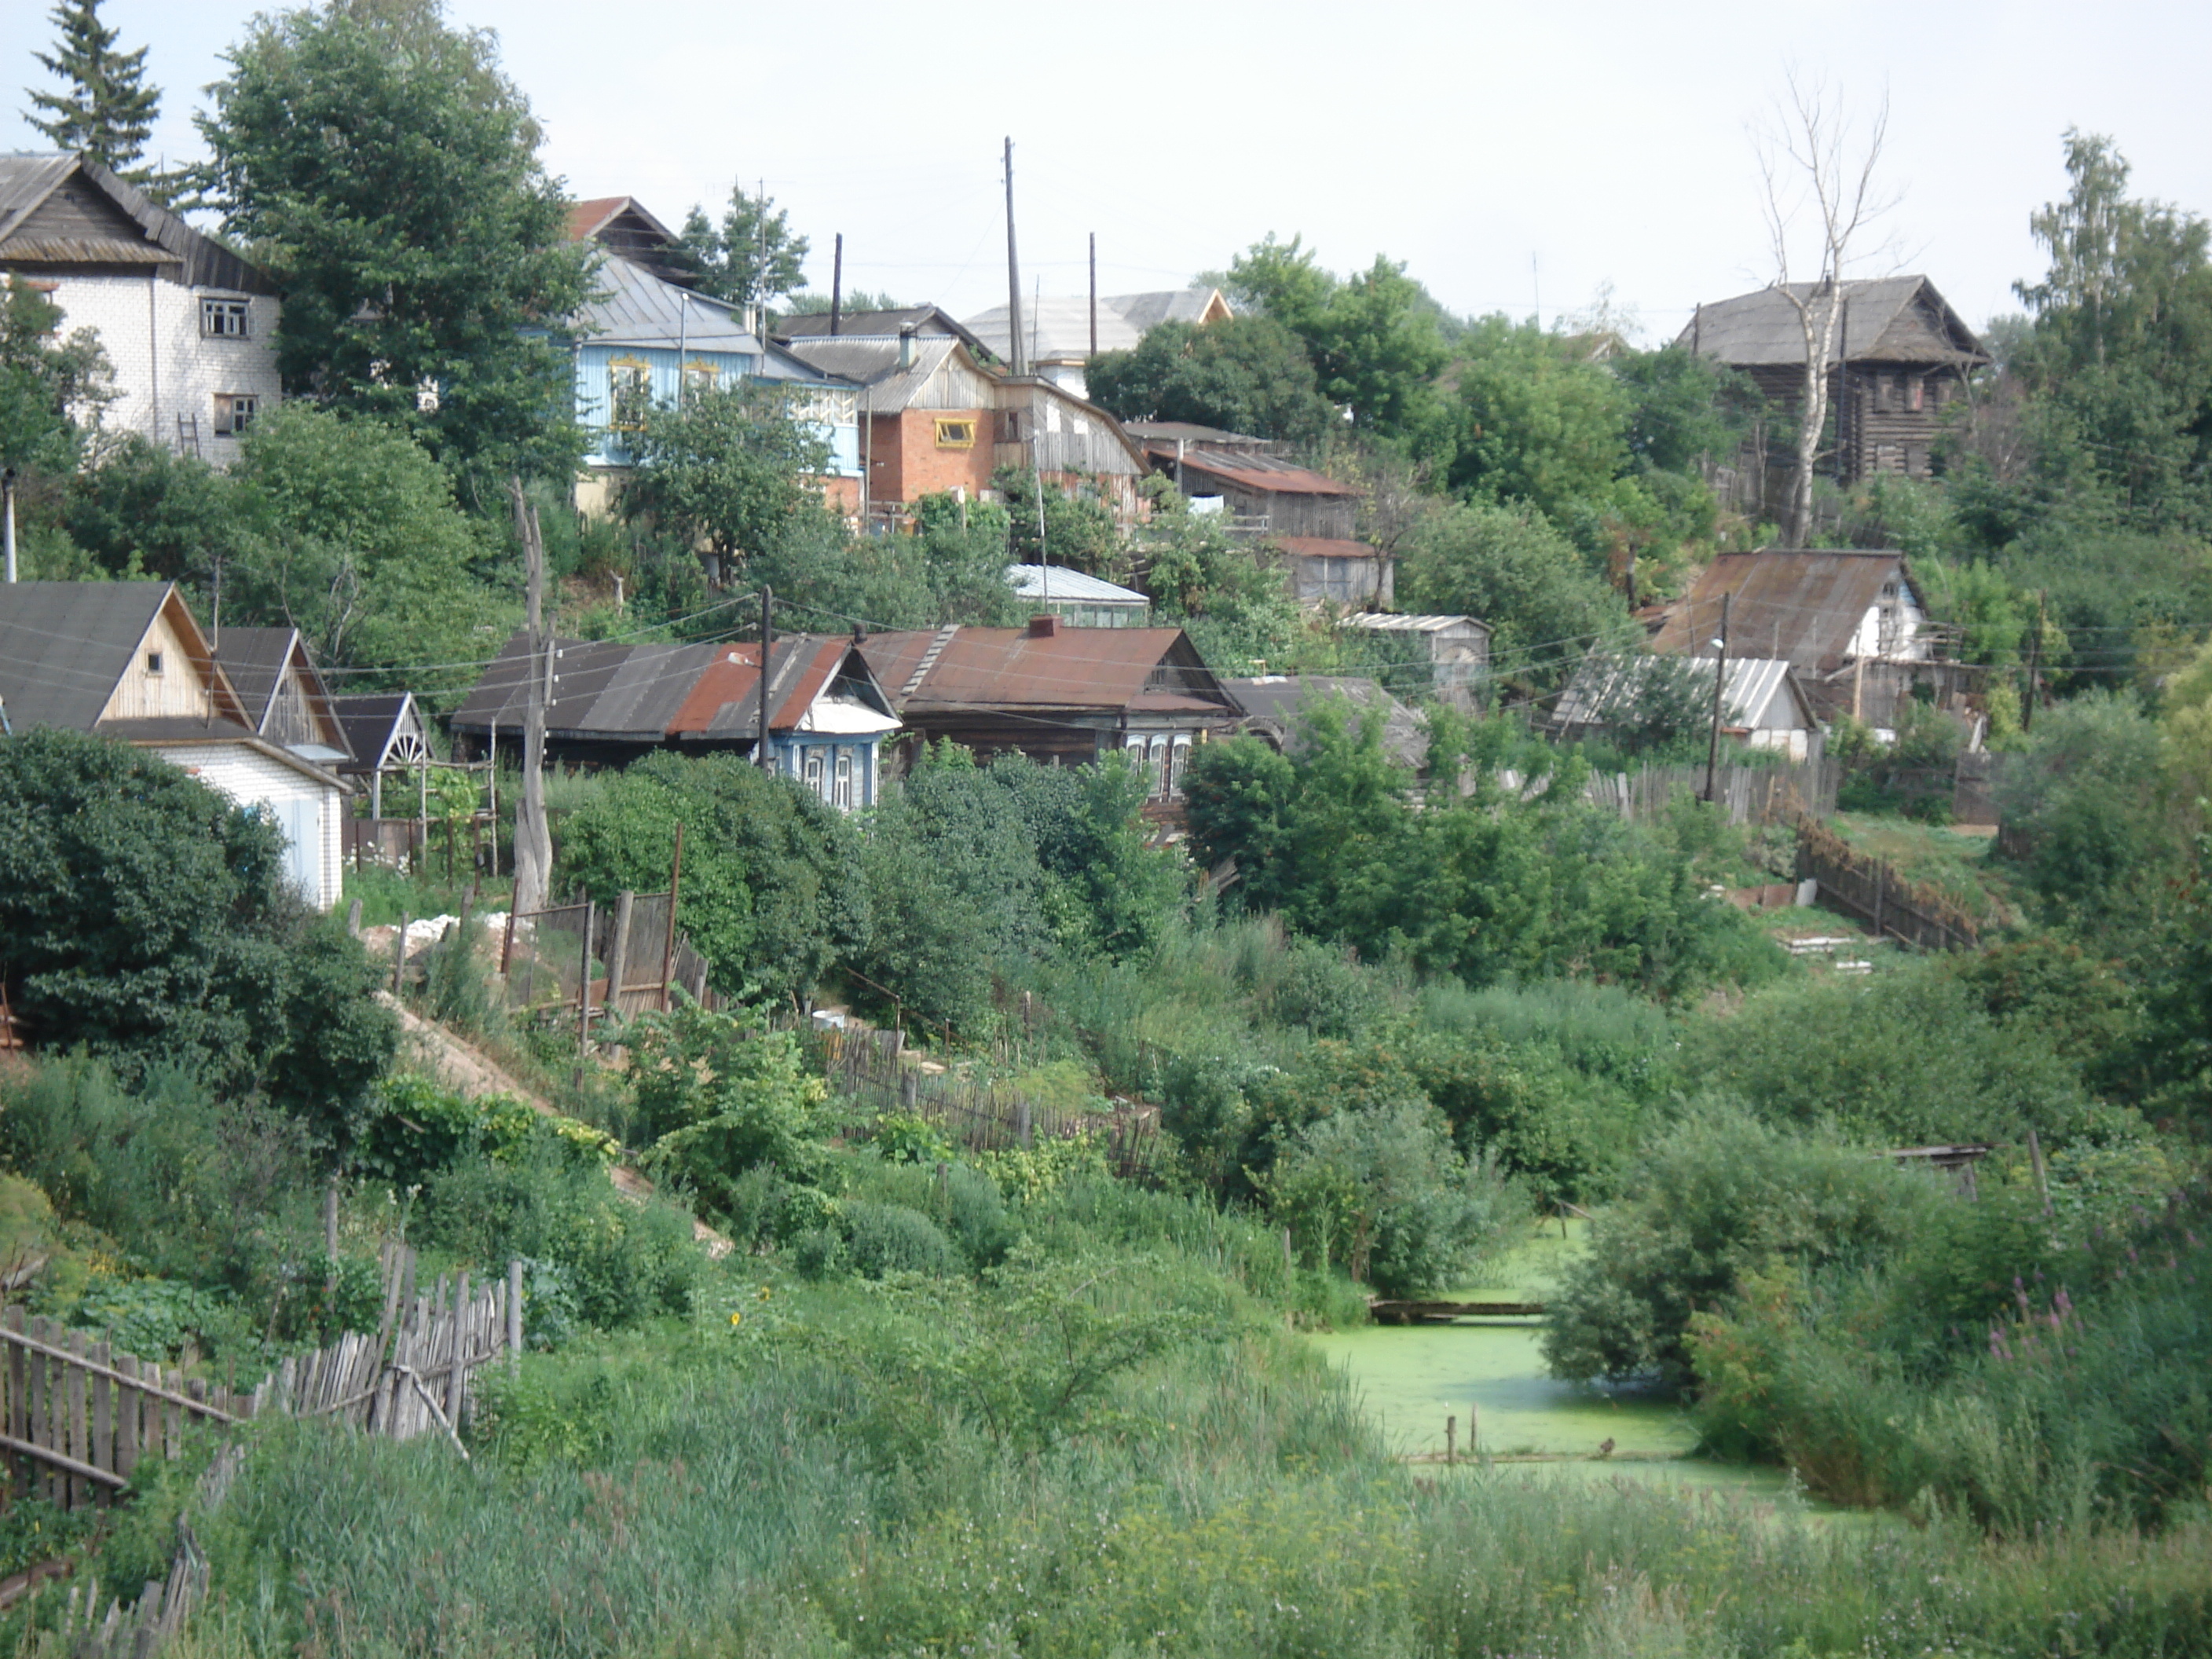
xmin=201 ymin=298 xmax=250 ymax=339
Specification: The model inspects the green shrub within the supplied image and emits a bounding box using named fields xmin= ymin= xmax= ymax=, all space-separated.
xmin=840 ymin=1199 xmax=964 ymax=1279
xmin=628 ymin=1004 xmax=833 ymax=1220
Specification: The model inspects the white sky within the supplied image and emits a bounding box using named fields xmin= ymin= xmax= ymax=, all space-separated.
xmin=12 ymin=0 xmax=2211 ymax=342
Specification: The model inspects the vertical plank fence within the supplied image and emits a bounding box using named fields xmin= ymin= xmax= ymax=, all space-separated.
xmin=1795 ymin=816 xmax=1980 ymax=951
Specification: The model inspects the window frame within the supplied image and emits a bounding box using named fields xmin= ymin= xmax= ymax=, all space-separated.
xmin=933 ymin=416 xmax=976 ymax=449
xmin=833 ymin=749 xmax=854 ymax=811
xmin=606 ymin=356 xmax=652 ymax=432
xmin=200 ymin=297 xmax=251 ymax=339
xmin=214 ymin=392 xmax=259 ymax=437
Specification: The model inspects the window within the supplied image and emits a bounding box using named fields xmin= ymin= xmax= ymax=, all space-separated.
xmin=682 ymin=358 xmax=720 ymax=397
xmin=804 ymin=751 xmax=826 ymax=800
xmin=214 ymin=393 xmax=258 ymax=436
xmin=1169 ymin=736 xmax=1192 ymax=798
xmin=200 ymin=298 xmax=250 ymax=339
xmin=1147 ymin=736 xmax=1170 ymax=798
xmin=834 ymin=750 xmax=854 ymax=811
xmin=607 ymin=357 xmax=651 ymax=430
xmin=145 ymin=650 xmax=164 ymax=676
xmin=934 ymin=417 xmax=976 ymax=449
xmin=1907 ymin=375 xmax=1925 ymax=412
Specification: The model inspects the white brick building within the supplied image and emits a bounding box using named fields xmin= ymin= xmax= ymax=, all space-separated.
xmin=0 ymin=154 xmax=282 ymax=465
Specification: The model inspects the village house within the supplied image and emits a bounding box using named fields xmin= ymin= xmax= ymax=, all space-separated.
xmin=775 ymin=304 xmax=993 ymax=360
xmin=1227 ymin=676 xmax=1428 ymax=768
xmin=330 ymin=691 xmax=436 ymax=819
xmin=0 ymin=583 xmax=350 ymax=908
xmin=564 ymin=196 xmax=861 ymax=518
xmin=962 ymin=287 xmax=1233 ymax=400
xmin=1551 ymin=653 xmax=1822 ymax=761
xmin=1679 ymin=276 xmax=1989 ymax=485
xmin=778 ymin=327 xmax=1152 ymax=525
xmin=1646 ymin=548 xmax=1962 ymax=731
xmin=449 ymin=630 xmax=899 ymax=810
xmin=857 ymin=618 xmax=1239 ymax=804
xmin=0 ymin=154 xmax=282 ymax=463
xmin=1145 ymin=437 xmax=1390 ymax=608
xmin=212 ymin=626 xmax=352 ymax=765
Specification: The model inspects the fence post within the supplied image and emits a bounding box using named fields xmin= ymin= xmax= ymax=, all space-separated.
xmin=606 ymin=891 xmax=635 ymax=1020
xmin=577 ymin=899 xmax=596 ymax=1059
xmin=392 ymin=914 xmax=409 ymax=998
xmin=507 ymin=1258 xmax=524 ymax=1368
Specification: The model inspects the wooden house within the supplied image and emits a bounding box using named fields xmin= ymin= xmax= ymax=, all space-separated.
xmin=0 ymin=583 xmax=349 ymax=908
xmin=962 ymin=287 xmax=1232 ymax=399
xmin=449 ymin=632 xmax=899 ymax=810
xmin=857 ymin=617 xmax=1239 ymax=800
xmin=331 ymin=692 xmax=436 ymax=818
xmin=775 ymin=304 xmax=993 ymax=360
xmin=213 ymin=627 xmax=351 ymax=764
xmin=564 ymin=198 xmax=860 ymax=518
xmin=1159 ymin=445 xmax=1390 ymax=608
xmin=1679 ymin=276 xmax=1989 ymax=482
xmin=1646 ymin=548 xmax=1962 ymax=729
xmin=0 ymin=154 xmax=281 ymax=463
xmin=1339 ymin=612 xmax=1491 ymax=711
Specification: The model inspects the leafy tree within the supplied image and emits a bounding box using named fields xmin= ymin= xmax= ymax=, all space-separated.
xmin=24 ymin=0 xmax=159 ymax=182
xmin=229 ymin=404 xmax=510 ymax=684
xmin=990 ymin=753 xmax=1186 ymax=960
xmin=61 ymin=437 xmax=252 ymax=584
xmin=674 ymin=181 xmax=810 ymax=306
xmin=196 ymin=0 xmax=594 ymax=487
xmin=1447 ymin=317 xmax=1629 ymax=516
xmin=0 ymin=730 xmax=395 ymax=1159
xmin=0 ymin=280 xmax=112 ymax=477
xmin=1394 ymin=501 xmax=1630 ymax=689
xmin=1086 ymin=317 xmax=1336 ymax=447
xmin=1612 ymin=343 xmax=1752 ymax=475
xmin=620 ymin=383 xmax=830 ymax=569
xmin=1992 ymin=689 xmax=2181 ymax=924
xmin=628 ymin=1005 xmax=833 ymax=1210
xmin=557 ymin=753 xmax=869 ymax=1004
xmin=1135 ymin=485 xmax=1302 ymax=675
xmin=995 ymin=467 xmax=1122 ymax=574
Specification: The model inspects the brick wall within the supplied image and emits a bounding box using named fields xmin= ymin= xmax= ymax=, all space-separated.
xmin=866 ymin=409 xmax=994 ymax=504
xmin=45 ymin=273 xmax=284 ymax=466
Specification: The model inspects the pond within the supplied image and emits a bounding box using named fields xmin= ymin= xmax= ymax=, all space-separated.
xmin=1309 ymin=1222 xmax=1803 ymax=1502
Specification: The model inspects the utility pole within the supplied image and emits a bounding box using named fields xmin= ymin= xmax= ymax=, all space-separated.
xmin=3 ymin=467 xmax=17 ymax=584
xmin=829 ymin=232 xmax=844 ymax=335
xmin=757 ymin=585 xmax=775 ymax=772
xmin=2022 ymin=590 xmax=2045 ymax=734
xmin=508 ymin=479 xmax=552 ymax=914
xmin=1088 ymin=232 xmax=1098 ymax=361
xmin=1705 ymin=591 xmax=1731 ymax=804
xmin=1003 ymin=137 xmax=1025 ymax=377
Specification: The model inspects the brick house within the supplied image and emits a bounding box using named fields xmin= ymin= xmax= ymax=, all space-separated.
xmin=0 ymin=154 xmax=282 ymax=463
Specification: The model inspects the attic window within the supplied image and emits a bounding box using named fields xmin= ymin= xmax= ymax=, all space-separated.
xmin=145 ymin=650 xmax=164 ymax=676
xmin=935 ymin=418 xmax=976 ymax=449
xmin=201 ymin=298 xmax=250 ymax=339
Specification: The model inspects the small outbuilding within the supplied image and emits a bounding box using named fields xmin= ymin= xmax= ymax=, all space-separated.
xmin=1551 ymin=652 xmax=1821 ymax=760
xmin=1006 ymin=565 xmax=1150 ymax=628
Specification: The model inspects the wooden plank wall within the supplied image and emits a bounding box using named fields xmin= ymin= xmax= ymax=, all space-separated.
xmin=1795 ymin=816 xmax=1979 ymax=951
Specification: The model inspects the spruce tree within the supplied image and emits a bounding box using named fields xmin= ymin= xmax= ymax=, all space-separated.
xmin=24 ymin=0 xmax=160 ymax=181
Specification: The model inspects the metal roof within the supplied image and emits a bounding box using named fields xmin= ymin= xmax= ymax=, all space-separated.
xmin=778 ymin=334 xmax=962 ymax=409
xmin=1227 ymin=675 xmax=1426 ymax=765
xmin=448 ymin=631 xmax=890 ymax=742
xmin=1342 ymin=611 xmax=1489 ymax=637
xmin=0 ymin=154 xmax=276 ymax=293
xmin=1274 ymin=537 xmax=1382 ymax=562
xmin=1551 ymin=653 xmax=1812 ymax=734
xmin=1177 ymin=449 xmax=1353 ymax=497
xmin=1678 ymin=276 xmax=1987 ymax=369
xmin=775 ymin=305 xmax=992 ymax=359
xmin=577 ymin=257 xmax=837 ymax=384
xmin=963 ymin=288 xmax=1229 ymax=364
xmin=1127 ymin=420 xmax=1275 ymax=452
xmin=1006 ymin=565 xmax=1148 ymax=605
xmin=858 ymin=625 xmax=1235 ymax=715
xmin=1648 ymin=550 xmax=1915 ymax=674
xmin=566 ymin=196 xmax=678 ymax=247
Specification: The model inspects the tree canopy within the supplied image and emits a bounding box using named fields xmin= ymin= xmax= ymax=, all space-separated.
xmin=675 ymin=181 xmax=810 ymax=306
xmin=196 ymin=0 xmax=594 ymax=489
xmin=1086 ymin=317 xmax=1337 ymax=447
xmin=24 ymin=0 xmax=159 ymax=183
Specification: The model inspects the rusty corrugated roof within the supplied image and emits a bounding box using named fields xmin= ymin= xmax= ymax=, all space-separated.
xmin=1649 ymin=550 xmax=1914 ymax=674
xmin=858 ymin=625 xmax=1236 ymax=715
xmin=1273 ymin=537 xmax=1382 ymax=561
xmin=1179 ymin=450 xmax=1353 ymax=497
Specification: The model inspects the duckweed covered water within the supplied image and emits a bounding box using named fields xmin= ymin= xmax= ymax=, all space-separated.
xmin=1310 ymin=1221 xmax=1799 ymax=1500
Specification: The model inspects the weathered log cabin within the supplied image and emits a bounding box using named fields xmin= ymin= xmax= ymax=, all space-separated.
xmin=1679 ymin=276 xmax=1989 ymax=482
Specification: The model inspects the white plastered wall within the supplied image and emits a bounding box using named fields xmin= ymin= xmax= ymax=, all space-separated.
xmin=42 ymin=273 xmax=283 ymax=466
xmin=148 ymin=741 xmax=344 ymax=911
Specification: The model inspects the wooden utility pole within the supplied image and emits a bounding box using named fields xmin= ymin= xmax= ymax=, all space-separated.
xmin=2022 ymin=589 xmax=2045 ymax=734
xmin=757 ymin=586 xmax=774 ymax=771
xmin=1088 ymin=232 xmax=1098 ymax=360
xmin=829 ymin=233 xmax=844 ymax=335
xmin=1003 ymin=137 xmax=1025 ymax=376
xmin=1705 ymin=591 xmax=1731 ymax=804
xmin=507 ymin=479 xmax=553 ymax=915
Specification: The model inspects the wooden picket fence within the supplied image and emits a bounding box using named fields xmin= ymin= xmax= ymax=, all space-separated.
xmin=1795 ymin=815 xmax=1980 ymax=951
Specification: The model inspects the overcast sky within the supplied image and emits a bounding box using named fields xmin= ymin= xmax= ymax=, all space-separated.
xmin=13 ymin=0 xmax=2210 ymax=342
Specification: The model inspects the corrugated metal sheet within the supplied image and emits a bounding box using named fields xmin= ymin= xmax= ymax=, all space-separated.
xmin=1228 ymin=676 xmax=1426 ymax=764
xmin=1649 ymin=550 xmax=1914 ymax=674
xmin=964 ymin=289 xmax=1227 ymax=364
xmin=1551 ymin=653 xmax=1811 ymax=734
xmin=776 ymin=306 xmax=992 ymax=359
xmin=1006 ymin=565 xmax=1147 ymax=604
xmin=1179 ymin=450 xmax=1353 ymax=497
xmin=1342 ymin=612 xmax=1489 ymax=638
xmin=1678 ymin=276 xmax=1987 ymax=368
xmin=859 ymin=626 xmax=1235 ymax=714
xmin=580 ymin=255 xmax=760 ymax=352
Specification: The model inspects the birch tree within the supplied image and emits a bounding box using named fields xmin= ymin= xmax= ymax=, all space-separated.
xmin=1754 ymin=76 xmax=1898 ymax=547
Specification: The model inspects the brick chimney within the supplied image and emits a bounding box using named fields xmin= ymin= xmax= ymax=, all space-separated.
xmin=1027 ymin=614 xmax=1059 ymax=637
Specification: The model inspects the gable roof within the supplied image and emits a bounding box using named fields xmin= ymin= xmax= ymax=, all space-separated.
xmin=774 ymin=305 xmax=992 ymax=359
xmin=963 ymin=288 xmax=1232 ymax=365
xmin=213 ymin=625 xmax=346 ymax=752
xmin=1678 ymin=276 xmax=1987 ymax=369
xmin=1007 ymin=565 xmax=1148 ymax=606
xmin=858 ymin=624 xmax=1234 ymax=716
xmin=0 ymin=154 xmax=274 ymax=292
xmin=777 ymin=333 xmax=967 ymax=410
xmin=1228 ymin=675 xmax=1426 ymax=765
xmin=579 ymin=255 xmax=840 ymax=385
xmin=0 ymin=580 xmax=247 ymax=731
xmin=331 ymin=692 xmax=426 ymax=773
xmin=1551 ymin=652 xmax=1815 ymax=735
xmin=448 ymin=632 xmax=893 ymax=743
xmin=1647 ymin=550 xmax=1917 ymax=673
